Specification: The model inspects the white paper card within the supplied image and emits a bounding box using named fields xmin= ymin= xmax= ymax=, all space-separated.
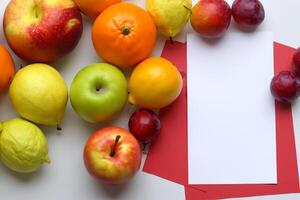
xmin=187 ymin=31 xmax=276 ymax=184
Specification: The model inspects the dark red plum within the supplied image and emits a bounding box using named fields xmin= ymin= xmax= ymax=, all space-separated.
xmin=128 ymin=109 xmax=161 ymax=144
xmin=270 ymin=71 xmax=300 ymax=104
xmin=232 ymin=0 xmax=265 ymax=28
xmin=293 ymin=48 xmax=300 ymax=76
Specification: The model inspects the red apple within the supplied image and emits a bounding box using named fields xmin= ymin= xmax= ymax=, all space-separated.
xmin=3 ymin=0 xmax=83 ymax=63
xmin=232 ymin=0 xmax=265 ymax=28
xmin=190 ymin=0 xmax=231 ymax=38
xmin=128 ymin=109 xmax=161 ymax=144
xmin=84 ymin=126 xmax=142 ymax=184
xmin=270 ymin=71 xmax=300 ymax=104
xmin=293 ymin=47 xmax=300 ymax=76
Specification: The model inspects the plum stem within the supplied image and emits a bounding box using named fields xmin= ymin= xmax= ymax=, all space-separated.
xmin=110 ymin=135 xmax=121 ymax=157
xmin=142 ymin=142 xmax=150 ymax=154
xmin=169 ymin=37 xmax=174 ymax=44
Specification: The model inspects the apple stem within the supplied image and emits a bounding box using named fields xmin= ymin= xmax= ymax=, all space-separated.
xmin=110 ymin=135 xmax=121 ymax=157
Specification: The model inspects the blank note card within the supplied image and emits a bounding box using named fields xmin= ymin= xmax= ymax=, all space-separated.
xmin=187 ymin=31 xmax=276 ymax=184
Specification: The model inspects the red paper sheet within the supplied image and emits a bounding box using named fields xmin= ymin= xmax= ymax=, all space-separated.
xmin=143 ymin=41 xmax=300 ymax=199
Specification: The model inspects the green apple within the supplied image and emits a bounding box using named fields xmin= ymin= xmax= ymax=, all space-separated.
xmin=70 ymin=63 xmax=128 ymax=123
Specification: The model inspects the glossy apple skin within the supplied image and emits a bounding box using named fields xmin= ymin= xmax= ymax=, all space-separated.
xmin=190 ymin=0 xmax=231 ymax=38
xmin=232 ymin=0 xmax=265 ymax=28
xmin=3 ymin=0 xmax=83 ymax=63
xmin=70 ymin=63 xmax=128 ymax=123
xmin=293 ymin=48 xmax=300 ymax=76
xmin=270 ymin=71 xmax=300 ymax=104
xmin=84 ymin=127 xmax=142 ymax=184
xmin=128 ymin=109 xmax=160 ymax=144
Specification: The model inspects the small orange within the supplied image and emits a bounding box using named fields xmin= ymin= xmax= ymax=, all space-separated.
xmin=73 ymin=0 xmax=121 ymax=18
xmin=92 ymin=2 xmax=157 ymax=69
xmin=129 ymin=57 xmax=183 ymax=109
xmin=0 ymin=44 xmax=15 ymax=94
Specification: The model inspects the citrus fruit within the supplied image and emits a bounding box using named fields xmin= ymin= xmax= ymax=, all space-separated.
xmin=0 ymin=44 xmax=15 ymax=94
xmin=92 ymin=2 xmax=157 ymax=69
xmin=129 ymin=57 xmax=183 ymax=109
xmin=9 ymin=63 xmax=68 ymax=128
xmin=73 ymin=0 xmax=121 ymax=18
xmin=0 ymin=118 xmax=50 ymax=173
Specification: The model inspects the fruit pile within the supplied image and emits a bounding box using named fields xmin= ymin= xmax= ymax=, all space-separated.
xmin=190 ymin=0 xmax=265 ymax=38
xmin=0 ymin=0 xmax=266 ymax=184
xmin=270 ymin=49 xmax=300 ymax=104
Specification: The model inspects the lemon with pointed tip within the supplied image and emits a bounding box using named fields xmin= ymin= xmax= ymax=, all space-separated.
xmin=129 ymin=57 xmax=183 ymax=109
xmin=0 ymin=118 xmax=50 ymax=173
xmin=9 ymin=63 xmax=68 ymax=128
xmin=146 ymin=0 xmax=192 ymax=38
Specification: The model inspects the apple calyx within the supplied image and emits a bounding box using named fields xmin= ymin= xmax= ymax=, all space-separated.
xmin=96 ymin=85 xmax=101 ymax=92
xmin=122 ymin=26 xmax=130 ymax=36
xmin=110 ymin=135 xmax=121 ymax=157
xmin=95 ymin=85 xmax=105 ymax=93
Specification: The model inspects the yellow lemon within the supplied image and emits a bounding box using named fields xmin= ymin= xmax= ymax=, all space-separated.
xmin=129 ymin=57 xmax=183 ymax=109
xmin=0 ymin=118 xmax=50 ymax=173
xmin=146 ymin=0 xmax=192 ymax=38
xmin=9 ymin=63 xmax=68 ymax=128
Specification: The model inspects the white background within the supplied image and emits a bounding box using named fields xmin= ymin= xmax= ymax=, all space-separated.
xmin=187 ymin=31 xmax=276 ymax=184
xmin=0 ymin=0 xmax=300 ymax=200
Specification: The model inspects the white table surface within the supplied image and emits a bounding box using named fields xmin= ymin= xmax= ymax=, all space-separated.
xmin=0 ymin=0 xmax=300 ymax=200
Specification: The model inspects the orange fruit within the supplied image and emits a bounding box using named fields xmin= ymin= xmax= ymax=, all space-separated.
xmin=0 ymin=44 xmax=15 ymax=94
xmin=92 ymin=2 xmax=157 ymax=69
xmin=73 ymin=0 xmax=121 ymax=18
xmin=129 ymin=57 xmax=183 ymax=109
